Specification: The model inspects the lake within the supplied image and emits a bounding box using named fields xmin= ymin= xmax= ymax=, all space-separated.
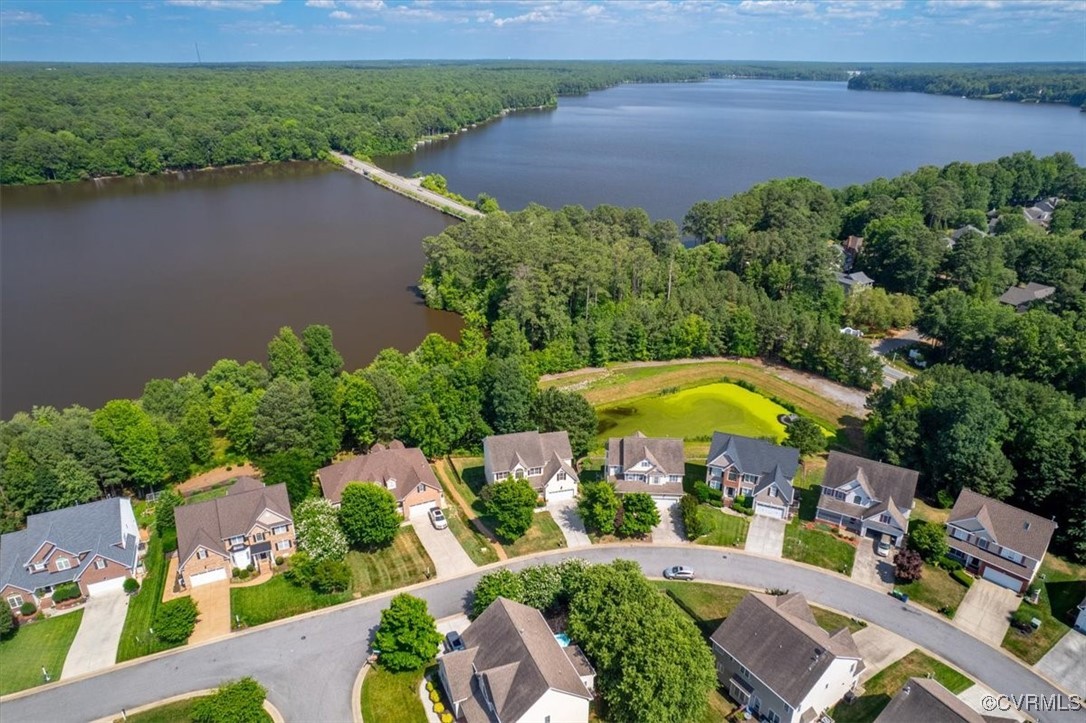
xmin=376 ymin=80 xmax=1085 ymax=221
xmin=0 ymin=163 xmax=458 ymax=417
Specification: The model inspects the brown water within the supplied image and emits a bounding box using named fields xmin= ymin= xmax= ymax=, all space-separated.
xmin=0 ymin=162 xmax=460 ymax=417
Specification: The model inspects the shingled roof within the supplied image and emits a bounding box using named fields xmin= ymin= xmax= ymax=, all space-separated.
xmin=483 ymin=431 xmax=579 ymax=491
xmin=442 ymin=597 xmax=591 ymax=722
xmin=998 ymin=282 xmax=1055 ymax=307
xmin=707 ymin=433 xmax=799 ymax=504
xmin=821 ymin=452 xmax=918 ymax=521
xmin=317 ymin=443 xmax=441 ymax=505
xmin=710 ymin=592 xmax=862 ymax=709
xmin=948 ymin=489 xmax=1057 ymax=562
xmin=606 ymin=432 xmax=685 ymax=477
xmin=875 ymin=677 xmax=1013 ymax=723
xmin=175 ymin=478 xmax=291 ymax=567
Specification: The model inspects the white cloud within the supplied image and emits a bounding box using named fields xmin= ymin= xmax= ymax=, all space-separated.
xmin=220 ymin=18 xmax=298 ymax=33
xmin=305 ymin=0 xmax=337 ymax=7
xmin=736 ymin=0 xmax=818 ymax=16
xmin=167 ymin=0 xmax=281 ymax=10
xmin=341 ymin=0 xmax=386 ymax=9
xmin=329 ymin=10 xmax=353 ymax=19
xmin=0 ymin=9 xmax=49 ymax=25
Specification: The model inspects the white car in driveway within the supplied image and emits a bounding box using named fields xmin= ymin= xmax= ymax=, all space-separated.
xmin=429 ymin=507 xmax=448 ymax=529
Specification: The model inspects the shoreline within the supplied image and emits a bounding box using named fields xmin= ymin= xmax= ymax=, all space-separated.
xmin=330 ymin=151 xmax=484 ymax=221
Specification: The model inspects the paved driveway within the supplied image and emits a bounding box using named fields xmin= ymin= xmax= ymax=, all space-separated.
xmin=411 ymin=515 xmax=476 ymax=578
xmin=550 ymin=500 xmax=591 ymax=548
xmin=61 ymin=589 xmax=129 ymax=679
xmin=852 ymin=626 xmax=913 ymax=683
xmin=851 ymin=538 xmax=895 ymax=591
xmin=745 ymin=515 xmax=785 ymax=558
xmin=652 ymin=500 xmax=685 ymax=544
xmin=954 ymin=578 xmax=1019 ymax=646
xmin=1035 ymin=630 xmax=1086 ymax=697
xmin=188 ymin=580 xmax=232 ymax=644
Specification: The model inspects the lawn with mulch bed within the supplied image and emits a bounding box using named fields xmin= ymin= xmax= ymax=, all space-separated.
xmin=360 ymin=665 xmax=428 ymax=723
xmin=230 ymin=575 xmax=350 ymax=628
xmin=693 ymin=505 xmax=750 ymax=548
xmin=347 ymin=527 xmax=436 ymax=595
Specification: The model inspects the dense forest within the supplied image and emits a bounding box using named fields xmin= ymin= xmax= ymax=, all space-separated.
xmin=848 ymin=62 xmax=1086 ymax=107
xmin=0 ymin=60 xmax=853 ymax=185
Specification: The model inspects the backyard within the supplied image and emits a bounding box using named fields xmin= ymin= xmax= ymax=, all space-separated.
xmin=830 ymin=650 xmax=973 ymax=723
xmin=116 ymin=532 xmax=178 ymax=662
xmin=0 ymin=609 xmax=84 ymax=695
xmin=359 ymin=665 xmax=428 ymax=723
xmin=1002 ymin=555 xmax=1086 ymax=664
xmin=895 ymin=563 xmax=968 ymax=618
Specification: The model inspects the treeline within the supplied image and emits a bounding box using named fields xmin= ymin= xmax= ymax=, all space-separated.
xmin=848 ymin=63 xmax=1086 ymax=107
xmin=0 ymin=60 xmax=855 ymax=186
xmin=0 ymin=324 xmax=596 ymax=532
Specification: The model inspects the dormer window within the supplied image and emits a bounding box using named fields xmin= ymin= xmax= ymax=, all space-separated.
xmin=228 ymin=535 xmax=245 ymax=546
xmin=557 ymin=471 xmax=567 ymax=481
xmin=385 ymin=478 xmax=397 ymax=490
xmin=55 ymin=558 xmax=71 ymax=571
xmin=852 ymin=495 xmax=863 ymax=505
xmin=196 ymin=549 xmax=209 ymax=560
xmin=31 ymin=563 xmax=46 ymax=572
xmin=879 ymin=514 xmax=893 ymax=524
xmin=528 ymin=467 xmax=543 ymax=476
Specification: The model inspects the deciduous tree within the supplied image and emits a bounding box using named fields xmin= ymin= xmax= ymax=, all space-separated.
xmin=374 ymin=594 xmax=442 ymax=672
xmin=338 ymin=483 xmax=400 ymax=549
xmin=480 ymin=478 xmax=537 ymax=542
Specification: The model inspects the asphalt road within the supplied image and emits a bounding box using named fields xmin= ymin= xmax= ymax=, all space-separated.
xmin=3 ymin=546 xmax=1078 ymax=723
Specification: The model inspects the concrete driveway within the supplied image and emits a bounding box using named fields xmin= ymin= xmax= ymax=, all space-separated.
xmin=411 ymin=514 xmax=477 ymax=578
xmin=745 ymin=515 xmax=785 ymax=558
xmin=652 ymin=500 xmax=685 ymax=543
xmin=188 ymin=579 xmax=232 ymax=644
xmin=851 ymin=538 xmax=895 ymax=591
xmin=1036 ymin=630 xmax=1086 ymax=697
xmin=852 ymin=625 xmax=913 ymax=683
xmin=550 ymin=500 xmax=591 ymax=548
xmin=954 ymin=578 xmax=1019 ymax=646
xmin=61 ymin=589 xmax=129 ymax=678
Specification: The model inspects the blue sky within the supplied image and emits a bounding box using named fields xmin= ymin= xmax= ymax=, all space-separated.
xmin=1 ymin=0 xmax=1083 ymax=63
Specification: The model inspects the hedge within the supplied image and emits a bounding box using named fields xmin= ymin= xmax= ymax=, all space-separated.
xmin=951 ymin=569 xmax=974 ymax=588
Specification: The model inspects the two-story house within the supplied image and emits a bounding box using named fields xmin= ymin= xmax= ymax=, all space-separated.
xmin=175 ymin=477 xmax=295 ymax=589
xmin=604 ymin=431 xmax=685 ymax=500
xmin=318 ymin=441 xmax=444 ymax=519
xmin=710 ymin=592 xmax=863 ymax=723
xmin=945 ymin=489 xmax=1057 ymax=594
xmin=815 ymin=452 xmax=918 ymax=548
xmin=482 ymin=431 xmax=579 ymax=504
xmin=876 ymin=677 xmax=1015 ymax=723
xmin=0 ymin=498 xmax=141 ymax=612
xmin=705 ymin=432 xmax=800 ymax=519
xmin=439 ymin=597 xmax=594 ymax=723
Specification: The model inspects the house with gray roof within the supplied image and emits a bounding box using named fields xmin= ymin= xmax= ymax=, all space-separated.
xmin=483 ymin=431 xmax=579 ymax=505
xmin=997 ymin=282 xmax=1055 ymax=312
xmin=605 ymin=431 xmax=685 ymax=499
xmin=318 ymin=441 xmax=444 ymax=519
xmin=946 ymin=489 xmax=1057 ymax=594
xmin=439 ymin=597 xmax=594 ymax=723
xmin=706 ymin=433 xmax=800 ymax=519
xmin=875 ymin=677 xmax=1014 ymax=723
xmin=710 ymin=592 xmax=863 ymax=723
xmin=1023 ymin=197 xmax=1058 ymax=228
xmin=836 ymin=270 xmax=874 ymax=296
xmin=175 ymin=477 xmax=295 ymax=589
xmin=1 ymin=498 xmax=140 ymax=613
xmin=816 ymin=452 xmax=918 ymax=548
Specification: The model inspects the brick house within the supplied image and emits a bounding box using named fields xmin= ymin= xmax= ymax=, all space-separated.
xmin=705 ymin=432 xmax=800 ymax=519
xmin=815 ymin=452 xmax=918 ymax=548
xmin=0 ymin=498 xmax=141 ymax=612
xmin=175 ymin=477 xmax=295 ymax=589
xmin=318 ymin=441 xmax=444 ymax=519
xmin=604 ymin=431 xmax=685 ymax=500
xmin=483 ymin=431 xmax=579 ymax=505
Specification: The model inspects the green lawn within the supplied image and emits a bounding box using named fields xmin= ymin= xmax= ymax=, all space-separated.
xmin=116 ymin=696 xmax=271 ymax=723
xmin=448 ymin=456 xmax=485 ymax=508
xmin=896 ymin=563 xmax=968 ymax=618
xmin=830 ymin=650 xmax=973 ymax=723
xmin=117 ymin=532 xmax=180 ymax=662
xmin=347 ymin=527 xmax=436 ymax=596
xmin=183 ymin=486 xmax=229 ymax=505
xmin=1003 ymin=556 xmax=1086 ymax=664
xmin=700 ymin=687 xmax=738 ymax=723
xmin=231 ymin=575 xmax=351 ymax=628
xmin=783 ymin=522 xmax=856 ymax=575
xmin=360 ymin=665 xmax=428 ymax=723
xmin=596 ymin=382 xmax=790 ymax=444
xmin=0 ymin=609 xmax=84 ymax=695
xmin=693 ymin=505 xmax=750 ymax=548
xmin=503 ymin=512 xmax=566 ymax=557
xmin=432 ymin=464 xmax=499 ymax=566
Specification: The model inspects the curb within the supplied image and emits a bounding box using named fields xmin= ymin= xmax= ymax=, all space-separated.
xmin=86 ymin=687 xmax=285 ymax=723
xmin=351 ymin=661 xmax=369 ymax=723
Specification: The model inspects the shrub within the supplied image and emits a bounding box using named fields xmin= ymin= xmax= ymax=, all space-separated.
xmin=294 ymin=497 xmax=348 ymax=561
xmin=52 ymin=582 xmax=81 ymax=603
xmin=154 ymin=596 xmax=198 ymax=644
xmin=0 ymin=607 xmax=15 ymax=639
xmin=618 ymin=492 xmax=660 ymax=537
xmin=20 ymin=601 xmax=37 ymax=616
xmin=441 ymin=714 xmax=453 ymax=723
xmin=940 ymin=606 xmax=957 ymax=619
xmin=692 ymin=481 xmax=719 ymax=504
xmin=426 ymin=680 xmax=435 ymax=692
xmin=123 ymin=578 xmax=140 ymax=594
xmin=578 ymin=481 xmax=620 ymax=536
xmin=893 ymin=549 xmax=924 ymax=583
xmin=246 ymin=563 xmax=254 ymax=572
xmin=310 ymin=559 xmax=352 ymax=594
xmin=935 ymin=489 xmax=955 ymax=509
xmin=434 ymin=703 xmax=445 ymax=714
xmin=274 ymin=556 xmax=284 ymax=566
xmin=908 ymin=521 xmax=949 ymax=562
xmin=935 ymin=555 xmax=962 ymax=572
xmin=951 ymin=569 xmax=974 ymax=588
xmin=429 ymin=690 xmax=441 ymax=703
xmin=233 ymin=567 xmax=242 ymax=578
xmin=237 ymin=568 xmax=251 ymax=580
xmin=192 ymin=677 xmax=267 ymax=723
xmin=680 ymin=495 xmax=708 ymax=540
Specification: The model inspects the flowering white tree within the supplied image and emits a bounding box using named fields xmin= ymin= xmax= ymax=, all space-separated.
xmin=294 ymin=497 xmax=347 ymax=562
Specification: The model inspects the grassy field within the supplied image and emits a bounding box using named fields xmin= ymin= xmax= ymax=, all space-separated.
xmin=830 ymin=650 xmax=973 ymax=723
xmin=348 ymin=527 xmax=436 ymax=596
xmin=896 ymin=563 xmax=968 ymax=617
xmin=0 ymin=609 xmax=84 ymax=695
xmin=115 ymin=696 xmax=271 ymax=723
xmin=1003 ymin=555 xmax=1086 ymax=664
xmin=596 ymin=382 xmax=790 ymax=447
xmin=911 ymin=499 xmax=951 ymax=525
xmin=448 ymin=456 xmax=485 ymax=508
xmin=117 ymin=533 xmax=179 ymax=662
xmin=783 ymin=522 xmax=856 ymax=576
xmin=693 ymin=506 xmax=750 ymax=548
xmin=359 ymin=665 xmax=428 ymax=723
xmin=230 ymin=575 xmax=351 ymax=628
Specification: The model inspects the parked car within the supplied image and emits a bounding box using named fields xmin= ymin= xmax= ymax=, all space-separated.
xmin=445 ymin=631 xmax=466 ymax=652
xmin=876 ymin=534 xmax=892 ymax=557
xmin=663 ymin=565 xmax=695 ymax=581
xmin=429 ymin=507 xmax=448 ymax=530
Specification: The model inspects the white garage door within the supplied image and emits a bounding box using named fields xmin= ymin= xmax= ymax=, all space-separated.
xmin=189 ymin=568 xmax=228 ymax=587
xmin=410 ymin=500 xmax=438 ymax=518
xmin=754 ymin=503 xmax=785 ymax=519
xmin=547 ymin=489 xmax=576 ymax=503
xmin=982 ymin=566 xmax=1022 ymax=592
xmin=86 ymin=576 xmax=126 ymax=596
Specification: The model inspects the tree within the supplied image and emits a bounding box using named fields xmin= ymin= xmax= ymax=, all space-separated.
xmin=192 ymin=678 xmax=267 ymax=723
xmin=532 ymin=388 xmax=597 ymax=458
xmin=224 ymin=389 xmax=263 ymax=458
xmin=52 ymin=457 xmax=99 ymax=509
xmin=680 ymin=495 xmax=708 ymax=540
xmin=908 ymin=520 xmax=950 ymax=562
xmin=92 ymin=400 xmax=165 ymax=487
xmin=338 ymin=372 xmax=380 ymax=448
xmin=266 ymin=326 xmax=308 ymax=382
xmin=338 ymin=482 xmax=400 ymax=549
xmin=578 ymin=481 xmax=620 ymax=535
xmin=483 ymin=356 xmax=537 ymax=435
xmin=302 ymin=324 xmax=344 ymax=379
xmin=785 ymin=418 xmax=827 ymax=457
xmin=518 ymin=563 xmax=564 ymax=612
xmin=154 ymin=596 xmax=198 ymax=644
xmin=374 ymin=593 xmax=442 ymax=672
xmin=252 ymin=378 xmax=318 ymax=457
xmin=480 ymin=478 xmax=537 ymax=542
xmin=893 ymin=549 xmax=924 ymax=583
xmin=293 ymin=497 xmax=348 ymax=561
xmin=617 ymin=492 xmax=660 ymax=537
xmin=256 ymin=449 xmax=317 ymax=507
xmin=154 ymin=488 xmax=184 ymax=535
xmin=472 ymin=569 xmax=525 ymax=618
xmin=0 ymin=606 xmax=15 ymax=639
xmin=310 ymin=558 xmax=352 ymax=593
xmin=843 ymin=288 xmax=918 ymax=334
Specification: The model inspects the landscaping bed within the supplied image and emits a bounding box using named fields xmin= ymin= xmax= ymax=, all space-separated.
xmin=895 ymin=562 xmax=968 ymax=618
xmin=1002 ymin=556 xmax=1086 ymax=664
xmin=0 ymin=609 xmax=84 ymax=695
xmin=359 ymin=665 xmax=428 ymax=723
xmin=783 ymin=521 xmax=856 ymax=576
xmin=830 ymin=650 xmax=972 ymax=723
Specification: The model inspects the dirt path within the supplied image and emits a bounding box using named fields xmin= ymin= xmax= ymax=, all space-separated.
xmin=434 ymin=459 xmax=507 ymax=561
xmin=331 ymin=152 xmax=483 ymax=220
xmin=175 ymin=463 xmax=256 ymax=496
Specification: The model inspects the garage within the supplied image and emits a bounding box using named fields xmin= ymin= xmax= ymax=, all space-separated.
xmin=189 ymin=568 xmax=228 ymax=587
xmin=754 ymin=503 xmax=785 ymax=519
xmin=409 ymin=499 xmax=439 ymax=518
xmin=982 ymin=566 xmax=1024 ymax=592
xmin=547 ymin=488 xmax=577 ymax=504
xmin=85 ymin=576 xmax=126 ymax=596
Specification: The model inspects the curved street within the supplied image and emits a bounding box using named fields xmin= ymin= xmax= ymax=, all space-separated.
xmin=2 ymin=545 xmax=1077 ymax=723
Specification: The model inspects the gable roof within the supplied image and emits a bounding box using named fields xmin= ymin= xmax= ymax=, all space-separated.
xmin=836 ymin=271 xmax=874 ymax=286
xmin=822 ymin=452 xmax=918 ymax=510
xmin=483 ymin=431 xmax=579 ymax=490
xmin=317 ymin=444 xmax=440 ymax=505
xmin=710 ymin=592 xmax=862 ymax=708
xmin=875 ymin=677 xmax=1011 ymax=723
xmin=443 ymin=597 xmax=591 ymax=722
xmin=606 ymin=432 xmax=685 ymax=477
xmin=707 ymin=433 xmax=799 ymax=504
xmin=998 ymin=282 xmax=1055 ymax=307
xmin=843 ymin=235 xmax=864 ymax=253
xmin=0 ymin=498 xmax=138 ymax=594
xmin=948 ymin=489 xmax=1057 ymax=561
xmin=176 ymin=479 xmax=291 ymax=569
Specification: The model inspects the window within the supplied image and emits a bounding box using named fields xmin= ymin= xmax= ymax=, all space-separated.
xmin=852 ymin=494 xmax=863 ymax=505
xmin=416 ymin=483 xmax=426 ymax=493
xmin=273 ymin=525 xmax=289 ymax=535
xmin=31 ymin=562 xmax=46 ymax=572
xmin=253 ymin=532 xmax=266 ymax=542
xmin=55 ymin=558 xmax=71 ymax=571
xmin=739 ymin=665 xmax=750 ymax=679
xmin=276 ymin=540 xmax=292 ymax=551
xmin=557 ymin=471 xmax=567 ymax=481
xmin=727 ymin=469 xmax=739 ymax=481
xmin=766 ymin=711 xmax=781 ymax=723
xmin=228 ymin=535 xmax=245 ymax=546
xmin=94 ymin=558 xmax=107 ymax=570
xmin=7 ymin=595 xmax=23 ymax=610
xmin=879 ymin=514 xmax=893 ymax=524
xmin=196 ymin=549 xmax=208 ymax=560
xmin=742 ymin=473 xmax=758 ymax=484
xmin=835 ymin=490 xmax=847 ymax=500
xmin=978 ymin=538 xmax=990 ymax=550
xmin=529 ymin=467 xmax=543 ymax=476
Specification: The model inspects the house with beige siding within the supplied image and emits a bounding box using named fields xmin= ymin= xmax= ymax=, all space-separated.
xmin=816 ymin=452 xmax=918 ymax=548
xmin=483 ymin=431 xmax=579 ymax=504
xmin=605 ymin=431 xmax=685 ymax=500
xmin=317 ymin=441 xmax=444 ymax=519
xmin=175 ymin=477 xmax=295 ymax=589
